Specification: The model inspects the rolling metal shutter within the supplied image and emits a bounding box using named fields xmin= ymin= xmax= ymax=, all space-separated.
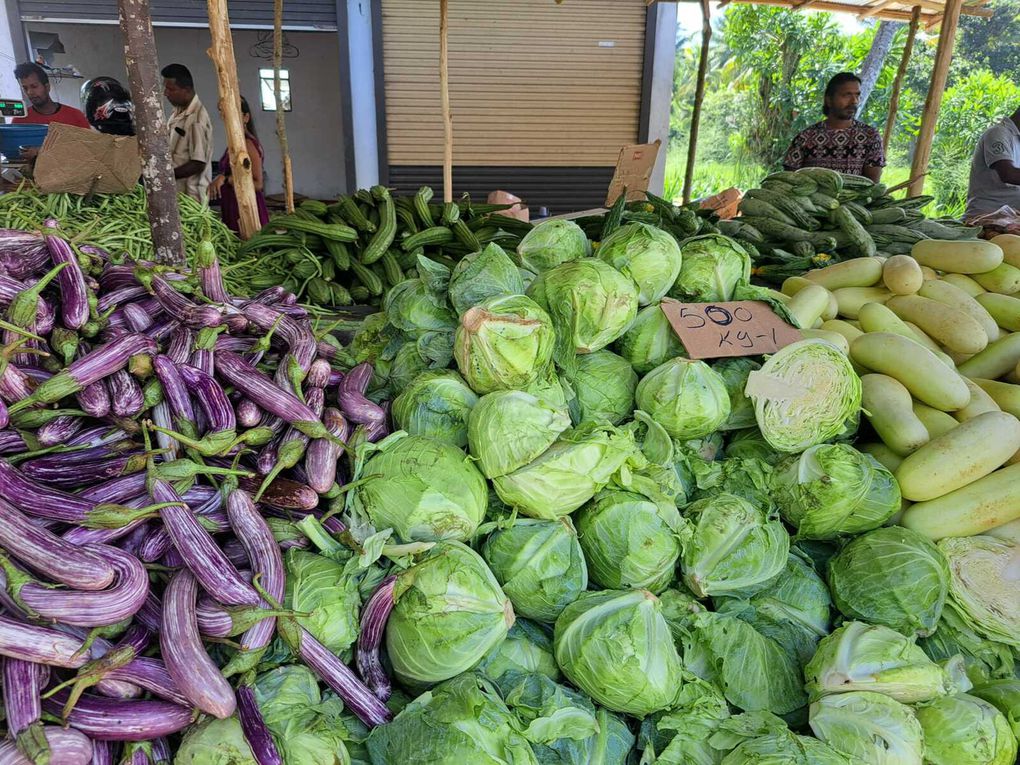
xmin=380 ymin=0 xmax=647 ymax=213
xmin=18 ymin=0 xmax=337 ymax=30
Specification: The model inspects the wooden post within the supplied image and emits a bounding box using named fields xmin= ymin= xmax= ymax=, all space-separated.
xmin=439 ymin=0 xmax=453 ymax=203
xmin=207 ymin=0 xmax=261 ymax=239
xmin=908 ymin=0 xmax=963 ymax=196
xmin=682 ymin=0 xmax=711 ymax=205
xmin=117 ymin=0 xmax=185 ymax=265
xmin=884 ymin=6 xmax=921 ymax=152
xmin=274 ymin=0 xmax=295 ymax=213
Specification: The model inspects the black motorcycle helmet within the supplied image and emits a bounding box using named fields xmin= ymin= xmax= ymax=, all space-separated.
xmin=81 ymin=77 xmax=135 ymax=136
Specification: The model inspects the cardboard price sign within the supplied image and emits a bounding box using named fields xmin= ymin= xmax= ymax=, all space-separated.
xmin=605 ymin=140 xmax=661 ymax=207
xmin=660 ymin=298 xmax=801 ymax=359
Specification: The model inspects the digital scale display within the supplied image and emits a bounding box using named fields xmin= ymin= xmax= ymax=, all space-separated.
xmin=0 ymin=100 xmax=27 ymax=118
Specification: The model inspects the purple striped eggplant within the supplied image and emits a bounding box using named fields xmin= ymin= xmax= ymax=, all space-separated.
xmin=44 ymin=221 xmax=90 ymax=330
xmin=151 ymin=479 xmax=258 ymax=607
xmin=36 ymin=413 xmax=84 ymax=446
xmin=78 ymin=471 xmax=147 ymax=504
xmin=237 ymin=475 xmax=319 ymax=510
xmin=150 ymin=400 xmax=180 ymax=461
xmin=151 ymin=739 xmax=172 ymax=765
xmin=135 ymin=593 xmax=163 ymax=634
xmin=164 ymin=326 xmax=194 ymax=365
xmin=178 ymin=363 xmax=234 ymax=432
xmin=109 ymin=369 xmax=144 ymax=417
xmin=196 ymin=238 xmax=230 ymax=303
xmin=357 ymin=575 xmax=397 ymax=701
xmin=145 ymin=272 xmax=224 ymax=329
xmin=237 ymin=398 xmax=262 ymax=427
xmin=0 ymin=725 xmax=92 ymax=764
xmin=77 ymin=378 xmax=112 ymax=417
xmin=215 ymin=351 xmax=328 ymax=439
xmin=240 ymin=302 xmax=316 ymax=373
xmin=161 ymin=569 xmax=236 ymax=718
xmin=305 ymin=407 xmax=349 ymax=494
xmin=0 ymin=430 xmax=26 ymax=455
xmin=236 ymin=683 xmax=284 ymax=765
xmin=0 ymin=496 xmax=115 ymax=590
xmin=120 ymin=301 xmax=153 ymax=332
xmin=97 ymin=285 xmax=147 ymax=313
xmin=41 ymin=692 xmax=195 ymax=742
xmin=222 ymin=489 xmax=284 ymax=674
xmin=4 ymin=544 xmax=148 ymax=626
xmin=0 ymin=275 xmax=54 ymax=333
xmin=3 ymin=657 xmax=42 ymax=736
xmin=19 ymin=452 xmax=148 ymax=490
xmin=305 ymin=358 xmax=332 ymax=390
xmin=10 ymin=333 xmax=156 ymax=412
xmin=153 ymin=355 xmax=195 ymax=432
xmin=278 ymin=621 xmax=392 ymax=727
xmin=106 ymin=656 xmax=188 ymax=708
xmin=0 ymin=363 xmax=34 ymax=404
xmin=0 ymin=615 xmax=94 ymax=668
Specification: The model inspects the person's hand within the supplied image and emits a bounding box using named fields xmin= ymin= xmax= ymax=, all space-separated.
xmin=19 ymin=146 xmax=39 ymax=161
xmin=208 ymin=175 xmax=226 ymax=201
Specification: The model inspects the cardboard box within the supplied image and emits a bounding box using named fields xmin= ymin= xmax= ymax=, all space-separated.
xmin=33 ymin=123 xmax=141 ymax=195
xmin=605 ymin=140 xmax=661 ymax=207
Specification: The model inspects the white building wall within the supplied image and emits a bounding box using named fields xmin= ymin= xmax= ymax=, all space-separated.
xmin=22 ymin=23 xmax=347 ymax=199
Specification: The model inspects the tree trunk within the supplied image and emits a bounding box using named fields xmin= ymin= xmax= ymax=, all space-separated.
xmin=117 ymin=0 xmax=185 ymax=266
xmin=858 ymin=21 xmax=898 ymax=111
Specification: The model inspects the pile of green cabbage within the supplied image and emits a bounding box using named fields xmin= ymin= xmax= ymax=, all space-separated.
xmin=201 ymin=222 xmax=1019 ymax=765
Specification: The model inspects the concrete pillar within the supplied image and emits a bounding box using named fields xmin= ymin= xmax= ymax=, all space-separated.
xmin=646 ymin=2 xmax=677 ymax=196
xmin=339 ymin=0 xmax=382 ymax=191
xmin=0 ymin=0 xmax=28 ymax=106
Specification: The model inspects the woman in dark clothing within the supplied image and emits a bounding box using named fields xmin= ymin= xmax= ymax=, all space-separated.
xmin=208 ymin=96 xmax=270 ymax=232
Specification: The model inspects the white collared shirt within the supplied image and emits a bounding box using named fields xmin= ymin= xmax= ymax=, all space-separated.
xmin=167 ymin=94 xmax=213 ymax=203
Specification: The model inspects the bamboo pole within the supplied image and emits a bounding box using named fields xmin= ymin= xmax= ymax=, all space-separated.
xmin=273 ymin=0 xmax=295 ymax=213
xmin=883 ymin=6 xmax=921 ymax=152
xmin=440 ymin=0 xmax=453 ymax=203
xmin=117 ymin=0 xmax=185 ymax=265
xmin=908 ymin=0 xmax=963 ymax=196
xmin=207 ymin=0 xmax=261 ymax=239
xmin=683 ymin=0 xmax=711 ymax=205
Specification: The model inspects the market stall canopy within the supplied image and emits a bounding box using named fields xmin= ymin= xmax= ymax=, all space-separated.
xmin=669 ymin=0 xmax=991 ymax=25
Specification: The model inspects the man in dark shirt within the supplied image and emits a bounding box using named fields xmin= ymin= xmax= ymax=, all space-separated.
xmin=783 ymin=72 xmax=885 ymax=182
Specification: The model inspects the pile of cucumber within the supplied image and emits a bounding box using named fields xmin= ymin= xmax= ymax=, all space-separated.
xmin=719 ymin=168 xmax=982 ymax=283
xmin=231 ymin=187 xmax=533 ymax=310
xmin=775 ymin=234 xmax=1020 ymax=544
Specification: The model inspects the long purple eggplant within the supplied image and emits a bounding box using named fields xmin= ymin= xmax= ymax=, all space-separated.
xmin=97 ymin=284 xmax=147 ymax=313
xmin=0 ymin=615 xmax=94 ymax=668
xmin=223 ymin=489 xmax=284 ymax=674
xmin=0 ymin=725 xmax=92 ymax=765
xmin=145 ymin=272 xmax=223 ymax=330
xmin=44 ymin=221 xmax=90 ymax=330
xmin=150 ymin=400 xmax=179 ymax=461
xmin=41 ymin=692 xmax=194 ymax=742
xmin=0 ymin=363 xmax=33 ymax=403
xmin=0 ymin=430 xmax=26 ymax=455
xmin=357 ymin=575 xmax=397 ymax=701
xmin=10 ymin=333 xmax=156 ymax=412
xmin=36 ymin=413 xmax=84 ymax=446
xmin=237 ymin=475 xmax=319 ymax=510
xmin=19 ymin=452 xmax=148 ymax=490
xmin=161 ymin=569 xmax=236 ymax=718
xmin=77 ymin=378 xmax=112 ymax=418
xmin=305 ymin=407 xmax=349 ymax=494
xmin=4 ymin=544 xmax=148 ymax=626
xmin=0 ymin=275 xmax=54 ymax=333
xmin=0 ymin=496 xmax=115 ymax=590
xmin=109 ymin=369 xmax=144 ymax=417
xmin=3 ymin=657 xmax=42 ymax=736
xmin=106 ymin=656 xmax=189 ymax=708
xmin=236 ymin=683 xmax=284 ymax=765
xmin=178 ymin=363 xmax=235 ymax=432
xmin=241 ymin=302 xmax=316 ymax=372
xmin=78 ymin=471 xmax=148 ymax=504
xmin=196 ymin=237 xmax=230 ymax=303
xmin=151 ymin=479 xmax=258 ymax=607
xmin=153 ymin=355 xmax=195 ymax=431
xmin=164 ymin=326 xmax=193 ymax=365
xmin=151 ymin=739 xmax=172 ymax=765
xmin=279 ymin=621 xmax=392 ymax=728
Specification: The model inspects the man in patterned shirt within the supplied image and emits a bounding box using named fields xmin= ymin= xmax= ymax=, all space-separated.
xmin=783 ymin=73 xmax=885 ymax=182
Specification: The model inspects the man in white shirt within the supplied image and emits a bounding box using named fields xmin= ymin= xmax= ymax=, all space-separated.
xmin=965 ymin=107 xmax=1020 ymax=222
xmin=162 ymin=63 xmax=213 ymax=202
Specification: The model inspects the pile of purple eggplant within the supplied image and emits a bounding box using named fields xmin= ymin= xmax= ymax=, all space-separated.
xmin=0 ymin=221 xmax=394 ymax=763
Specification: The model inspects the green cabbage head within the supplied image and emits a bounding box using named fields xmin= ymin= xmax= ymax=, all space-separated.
xmin=560 ymin=349 xmax=637 ymax=426
xmin=575 ymin=490 xmax=686 ymax=594
xmin=615 ymin=302 xmax=686 ymax=374
xmin=284 ymin=549 xmax=360 ymax=656
xmin=773 ymin=444 xmax=901 ymax=540
xmin=720 ymin=732 xmax=850 ymax=765
xmin=915 ymin=694 xmax=1018 ymax=765
xmin=745 ymin=339 xmax=862 ymax=453
xmin=636 ymin=358 xmax=731 ymax=439
xmin=681 ymin=493 xmax=789 ymax=598
xmin=517 ymin=219 xmax=591 ymax=274
xmin=804 ymin=621 xmax=967 ymax=704
xmin=527 ymin=259 xmax=638 ymax=358
xmin=493 ymin=422 xmax=640 ymax=519
xmin=970 ymin=680 xmax=1020 ymax=740
xmin=467 ymin=390 xmax=570 ymax=479
xmin=482 ymin=518 xmax=588 ymax=623
xmin=554 ymin=589 xmax=683 ymax=716
xmin=387 ymin=541 xmax=515 ymax=686
xmin=449 ymin=243 xmax=526 ymax=315
xmin=670 ymin=234 xmax=751 ymax=302
xmin=920 ymin=601 xmax=1016 ymax=687
xmin=174 ymin=716 xmax=256 ymax=764
xmin=477 ymin=619 xmax=560 ymax=684
xmin=809 ymin=691 xmax=924 ymax=765
xmin=365 ymin=674 xmax=539 ymax=765
xmin=392 ymin=370 xmax=479 ymax=447
xmin=714 ymin=357 xmax=760 ymax=431
xmin=828 ymin=526 xmax=949 ymax=638
xmin=353 ymin=434 xmax=487 ymax=543
xmin=454 ymin=294 xmax=555 ymax=394
xmin=597 ymin=222 xmax=683 ymax=305
xmin=939 ymin=536 xmax=1020 ymax=649
xmin=384 ymin=277 xmax=457 ymax=335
